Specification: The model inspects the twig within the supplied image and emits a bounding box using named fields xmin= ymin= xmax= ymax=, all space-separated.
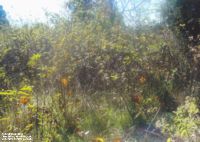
xmin=146 ymin=107 xmax=160 ymax=131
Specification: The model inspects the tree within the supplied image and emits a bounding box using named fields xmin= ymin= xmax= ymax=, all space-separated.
xmin=172 ymin=0 xmax=200 ymax=81
xmin=162 ymin=0 xmax=200 ymax=93
xmin=66 ymin=0 xmax=120 ymax=24
xmin=177 ymin=0 xmax=200 ymax=84
xmin=66 ymin=0 xmax=95 ymax=21
xmin=162 ymin=0 xmax=200 ymax=43
xmin=176 ymin=0 xmax=200 ymax=44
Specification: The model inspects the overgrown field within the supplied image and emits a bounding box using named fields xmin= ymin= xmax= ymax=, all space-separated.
xmin=0 ymin=1 xmax=200 ymax=141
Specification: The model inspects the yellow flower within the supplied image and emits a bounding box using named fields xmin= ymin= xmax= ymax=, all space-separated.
xmin=92 ymin=137 xmax=104 ymax=142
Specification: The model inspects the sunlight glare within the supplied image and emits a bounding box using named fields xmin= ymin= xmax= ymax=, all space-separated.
xmin=0 ymin=0 xmax=66 ymax=23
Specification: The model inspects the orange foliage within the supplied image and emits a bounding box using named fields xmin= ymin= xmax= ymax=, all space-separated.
xmin=60 ymin=78 xmax=68 ymax=87
xmin=139 ymin=76 xmax=146 ymax=84
xmin=19 ymin=96 xmax=29 ymax=105
xmin=67 ymin=90 xmax=72 ymax=96
xmin=132 ymin=95 xmax=141 ymax=104
xmin=112 ymin=137 xmax=122 ymax=142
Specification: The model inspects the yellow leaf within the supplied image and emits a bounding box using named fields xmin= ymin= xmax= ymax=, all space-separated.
xmin=110 ymin=74 xmax=119 ymax=81
xmin=18 ymin=91 xmax=31 ymax=96
xmin=92 ymin=137 xmax=104 ymax=142
xmin=20 ymin=85 xmax=33 ymax=92
xmin=166 ymin=138 xmax=172 ymax=142
xmin=0 ymin=117 xmax=10 ymax=121
xmin=0 ymin=91 xmax=16 ymax=96
xmin=24 ymin=124 xmax=33 ymax=132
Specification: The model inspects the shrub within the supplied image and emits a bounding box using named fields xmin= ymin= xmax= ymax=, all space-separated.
xmin=157 ymin=96 xmax=200 ymax=140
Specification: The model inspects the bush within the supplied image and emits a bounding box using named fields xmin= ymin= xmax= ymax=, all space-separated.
xmin=157 ymin=96 xmax=200 ymax=140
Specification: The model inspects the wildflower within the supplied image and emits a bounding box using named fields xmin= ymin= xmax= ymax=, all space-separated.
xmin=60 ymin=78 xmax=68 ymax=87
xmin=92 ymin=137 xmax=104 ymax=142
xmin=139 ymin=76 xmax=146 ymax=84
xmin=19 ymin=96 xmax=29 ymax=105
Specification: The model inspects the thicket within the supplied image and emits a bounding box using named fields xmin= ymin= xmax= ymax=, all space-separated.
xmin=0 ymin=0 xmax=199 ymax=141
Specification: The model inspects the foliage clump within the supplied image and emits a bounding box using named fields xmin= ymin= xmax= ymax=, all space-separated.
xmin=157 ymin=96 xmax=200 ymax=141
